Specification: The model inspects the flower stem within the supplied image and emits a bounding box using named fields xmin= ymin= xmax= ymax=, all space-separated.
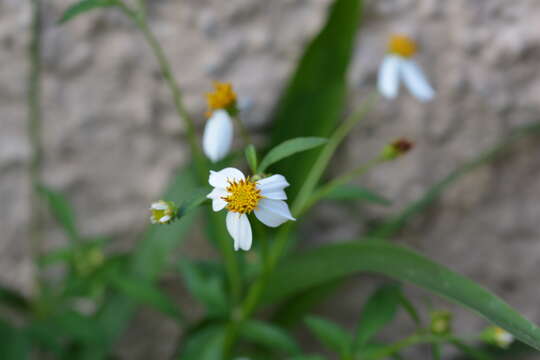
xmin=27 ymin=0 xmax=43 ymax=291
xmin=118 ymin=2 xmax=207 ymax=180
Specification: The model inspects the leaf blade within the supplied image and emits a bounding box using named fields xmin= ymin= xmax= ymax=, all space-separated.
xmin=264 ymin=241 xmax=540 ymax=351
xmin=59 ymin=0 xmax=118 ymax=23
xmin=258 ymin=137 xmax=327 ymax=174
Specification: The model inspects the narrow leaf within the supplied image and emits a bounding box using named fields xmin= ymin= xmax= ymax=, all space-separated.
xmin=59 ymin=0 xmax=118 ymax=23
xmin=240 ymin=320 xmax=300 ymax=354
xmin=258 ymin=137 xmax=327 ymax=174
xmin=264 ymin=241 xmax=540 ymax=351
xmin=245 ymin=144 xmax=258 ymax=173
xmin=109 ymin=275 xmax=182 ymax=320
xmin=324 ymin=184 xmax=391 ymax=205
xmin=354 ymin=284 xmax=401 ymax=349
xmin=37 ymin=184 xmax=78 ymax=241
xmin=305 ymin=316 xmax=352 ymax=356
xmin=269 ymin=0 xmax=363 ymax=198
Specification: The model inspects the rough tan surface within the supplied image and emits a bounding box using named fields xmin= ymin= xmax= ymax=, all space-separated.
xmin=2 ymin=0 xmax=540 ymax=358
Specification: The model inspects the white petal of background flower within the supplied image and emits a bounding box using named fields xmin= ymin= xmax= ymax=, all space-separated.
xmin=254 ymin=199 xmax=295 ymax=227
xmin=400 ymin=59 xmax=435 ymax=102
xmin=226 ymin=212 xmax=253 ymax=251
xmin=378 ymin=55 xmax=402 ymax=99
xmin=209 ymin=167 xmax=245 ymax=188
xmin=151 ymin=202 xmax=167 ymax=210
xmin=202 ymin=109 xmax=234 ymax=162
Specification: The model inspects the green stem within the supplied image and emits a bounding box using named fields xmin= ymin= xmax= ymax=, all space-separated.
xmin=292 ymin=93 xmax=378 ymax=216
xmin=28 ymin=0 xmax=43 ymax=290
xmin=118 ymin=3 xmax=207 ymax=180
xmin=301 ymin=157 xmax=384 ymax=216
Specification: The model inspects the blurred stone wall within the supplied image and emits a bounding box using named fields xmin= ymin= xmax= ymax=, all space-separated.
xmin=2 ymin=0 xmax=540 ymax=358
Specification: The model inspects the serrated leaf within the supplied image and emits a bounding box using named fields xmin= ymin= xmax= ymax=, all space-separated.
xmin=59 ymin=0 xmax=118 ymax=24
xmin=305 ymin=316 xmax=352 ymax=356
xmin=354 ymin=284 xmax=401 ymax=350
xmin=37 ymin=184 xmax=78 ymax=241
xmin=324 ymin=184 xmax=391 ymax=205
xmin=264 ymin=241 xmax=540 ymax=351
xmin=269 ymin=0 xmax=363 ymax=198
xmin=240 ymin=320 xmax=300 ymax=354
xmin=258 ymin=137 xmax=327 ymax=174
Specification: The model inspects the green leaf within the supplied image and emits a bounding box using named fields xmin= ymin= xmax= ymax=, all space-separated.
xmin=288 ymin=356 xmax=325 ymax=360
xmin=37 ymin=184 xmax=78 ymax=241
xmin=305 ymin=316 xmax=352 ymax=356
xmin=258 ymin=137 xmax=327 ymax=174
xmin=398 ymin=293 xmax=422 ymax=326
xmin=324 ymin=184 xmax=391 ymax=205
xmin=370 ymin=121 xmax=540 ymax=239
xmin=354 ymin=284 xmax=401 ymax=350
xmin=264 ymin=241 xmax=540 ymax=351
xmin=0 ymin=320 xmax=29 ymax=360
xmin=177 ymin=324 xmax=225 ymax=360
xmin=109 ymin=275 xmax=182 ymax=320
xmin=245 ymin=144 xmax=258 ymax=173
xmin=240 ymin=320 xmax=300 ymax=354
xmin=181 ymin=187 xmax=210 ymax=214
xmin=269 ymin=0 xmax=363 ymax=198
xmin=0 ymin=285 xmax=30 ymax=313
xmin=178 ymin=260 xmax=228 ymax=316
xmin=59 ymin=0 xmax=118 ymax=23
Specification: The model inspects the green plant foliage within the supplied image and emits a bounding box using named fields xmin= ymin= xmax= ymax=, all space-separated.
xmin=269 ymin=0 xmax=363 ymax=198
xmin=240 ymin=320 xmax=300 ymax=354
xmin=354 ymin=284 xmax=401 ymax=350
xmin=178 ymin=260 xmax=228 ymax=316
xmin=0 ymin=320 xmax=29 ymax=360
xmin=37 ymin=184 xmax=79 ymax=242
xmin=305 ymin=315 xmax=352 ymax=356
xmin=245 ymin=144 xmax=258 ymax=173
xmin=257 ymin=137 xmax=328 ymax=174
xmin=264 ymin=241 xmax=540 ymax=351
xmin=323 ymin=184 xmax=391 ymax=205
xmin=0 ymin=286 xmax=30 ymax=314
xmin=59 ymin=0 xmax=118 ymax=23
xmin=177 ymin=324 xmax=225 ymax=360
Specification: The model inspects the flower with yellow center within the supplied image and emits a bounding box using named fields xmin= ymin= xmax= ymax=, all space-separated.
xmin=206 ymin=81 xmax=237 ymax=115
xmin=378 ymin=34 xmax=435 ymax=102
xmin=207 ymin=168 xmax=295 ymax=251
xmin=150 ymin=200 xmax=177 ymax=224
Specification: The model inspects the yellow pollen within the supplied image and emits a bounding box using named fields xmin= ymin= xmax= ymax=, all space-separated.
xmin=206 ymin=81 xmax=237 ymax=116
xmin=222 ymin=178 xmax=262 ymax=214
xmin=388 ymin=34 xmax=417 ymax=58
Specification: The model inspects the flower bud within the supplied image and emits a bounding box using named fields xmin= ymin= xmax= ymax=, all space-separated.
xmin=430 ymin=310 xmax=452 ymax=335
xmin=202 ymin=109 xmax=234 ymax=162
xmin=481 ymin=326 xmax=514 ymax=349
xmin=150 ymin=200 xmax=178 ymax=224
xmin=380 ymin=138 xmax=414 ymax=161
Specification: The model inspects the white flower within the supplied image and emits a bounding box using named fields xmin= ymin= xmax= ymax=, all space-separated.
xmin=150 ymin=200 xmax=177 ymax=224
xmin=207 ymin=167 xmax=296 ymax=251
xmin=377 ymin=34 xmax=435 ymax=102
xmin=202 ymin=109 xmax=234 ymax=162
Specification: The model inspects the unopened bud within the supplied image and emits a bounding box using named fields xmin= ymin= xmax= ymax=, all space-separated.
xmin=430 ymin=310 xmax=452 ymax=335
xmin=481 ymin=326 xmax=514 ymax=349
xmin=150 ymin=200 xmax=178 ymax=224
xmin=381 ymin=138 xmax=414 ymax=161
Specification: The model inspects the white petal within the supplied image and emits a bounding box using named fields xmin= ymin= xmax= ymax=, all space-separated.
xmin=202 ymin=110 xmax=234 ymax=162
xmin=208 ymin=168 xmax=245 ymax=188
xmin=226 ymin=212 xmax=252 ymax=251
xmin=159 ymin=215 xmax=171 ymax=223
xmin=206 ymin=188 xmax=229 ymax=211
xmin=151 ymin=202 xmax=167 ymax=210
xmin=256 ymin=174 xmax=290 ymax=200
xmin=254 ymin=199 xmax=295 ymax=228
xmin=378 ymin=55 xmax=402 ymax=99
xmin=400 ymin=59 xmax=435 ymax=102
